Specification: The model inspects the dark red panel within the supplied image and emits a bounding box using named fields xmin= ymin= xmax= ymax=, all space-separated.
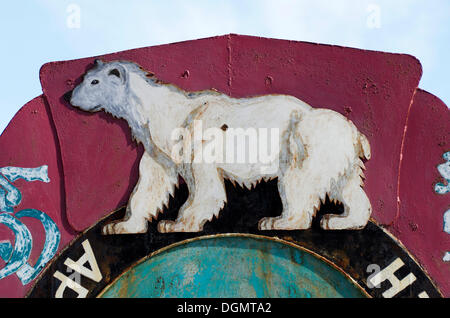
xmin=0 ymin=96 xmax=77 ymax=297
xmin=39 ymin=36 xmax=230 ymax=232
xmin=227 ymin=34 xmax=423 ymax=226
xmin=41 ymin=34 xmax=422 ymax=232
xmin=393 ymin=89 xmax=449 ymax=296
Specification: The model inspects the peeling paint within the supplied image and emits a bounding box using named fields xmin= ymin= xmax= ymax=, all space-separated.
xmin=0 ymin=213 xmax=32 ymax=281
xmin=14 ymin=209 xmax=60 ymax=284
xmin=0 ymin=166 xmax=60 ymax=285
xmin=444 ymin=210 xmax=450 ymax=262
xmin=435 ymin=152 xmax=450 ymax=195
xmin=434 ymin=152 xmax=450 ymax=262
xmin=445 ymin=210 xmax=450 ymax=234
xmin=0 ymin=166 xmax=50 ymax=212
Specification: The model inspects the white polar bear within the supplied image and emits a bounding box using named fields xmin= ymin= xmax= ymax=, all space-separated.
xmin=69 ymin=59 xmax=372 ymax=234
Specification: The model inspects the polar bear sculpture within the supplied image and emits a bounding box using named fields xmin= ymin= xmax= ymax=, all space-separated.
xmin=70 ymin=59 xmax=372 ymax=234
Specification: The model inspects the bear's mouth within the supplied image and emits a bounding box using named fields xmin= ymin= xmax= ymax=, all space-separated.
xmin=90 ymin=105 xmax=102 ymax=112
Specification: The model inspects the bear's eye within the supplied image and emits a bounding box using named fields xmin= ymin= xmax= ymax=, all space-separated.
xmin=91 ymin=79 xmax=99 ymax=85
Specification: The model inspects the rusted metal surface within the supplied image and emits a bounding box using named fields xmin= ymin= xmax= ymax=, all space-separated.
xmin=392 ymin=89 xmax=450 ymax=294
xmin=0 ymin=34 xmax=448 ymax=298
xmin=99 ymin=236 xmax=368 ymax=298
xmin=26 ymin=200 xmax=441 ymax=298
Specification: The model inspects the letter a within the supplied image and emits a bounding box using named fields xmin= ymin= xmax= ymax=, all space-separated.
xmin=64 ymin=240 xmax=102 ymax=282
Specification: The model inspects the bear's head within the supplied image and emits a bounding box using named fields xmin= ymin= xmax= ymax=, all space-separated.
xmin=70 ymin=59 xmax=129 ymax=114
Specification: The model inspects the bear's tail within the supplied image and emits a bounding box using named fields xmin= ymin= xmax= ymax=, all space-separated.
xmin=358 ymin=133 xmax=371 ymax=160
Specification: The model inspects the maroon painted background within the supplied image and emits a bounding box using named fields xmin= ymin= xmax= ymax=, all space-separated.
xmin=0 ymin=97 xmax=77 ymax=298
xmin=0 ymin=34 xmax=448 ymax=297
xmin=393 ymin=89 xmax=449 ymax=295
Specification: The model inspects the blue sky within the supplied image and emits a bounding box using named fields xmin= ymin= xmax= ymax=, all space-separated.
xmin=1 ymin=0 xmax=449 ymax=134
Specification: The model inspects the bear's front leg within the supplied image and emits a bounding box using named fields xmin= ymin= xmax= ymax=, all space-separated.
xmin=158 ymin=164 xmax=226 ymax=233
xmin=102 ymin=151 xmax=177 ymax=235
xmin=102 ymin=205 xmax=148 ymax=235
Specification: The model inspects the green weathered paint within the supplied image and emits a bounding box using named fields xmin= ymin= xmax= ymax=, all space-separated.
xmin=100 ymin=236 xmax=366 ymax=298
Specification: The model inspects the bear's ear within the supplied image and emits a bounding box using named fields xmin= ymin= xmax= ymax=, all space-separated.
xmin=107 ymin=64 xmax=127 ymax=84
xmin=108 ymin=68 xmax=121 ymax=78
xmin=94 ymin=59 xmax=104 ymax=67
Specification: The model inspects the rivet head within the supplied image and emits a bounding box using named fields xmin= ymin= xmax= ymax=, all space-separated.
xmin=182 ymin=70 xmax=190 ymax=78
xmin=344 ymin=106 xmax=352 ymax=115
xmin=409 ymin=222 xmax=418 ymax=232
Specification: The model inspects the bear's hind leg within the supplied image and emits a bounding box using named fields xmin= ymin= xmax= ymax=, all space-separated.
xmin=259 ymin=165 xmax=317 ymax=230
xmin=321 ymin=170 xmax=371 ymax=230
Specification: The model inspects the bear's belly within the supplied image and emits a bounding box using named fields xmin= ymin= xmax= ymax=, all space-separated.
xmin=218 ymin=160 xmax=281 ymax=185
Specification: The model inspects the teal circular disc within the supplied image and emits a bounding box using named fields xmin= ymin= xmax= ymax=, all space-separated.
xmin=100 ymin=236 xmax=367 ymax=298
